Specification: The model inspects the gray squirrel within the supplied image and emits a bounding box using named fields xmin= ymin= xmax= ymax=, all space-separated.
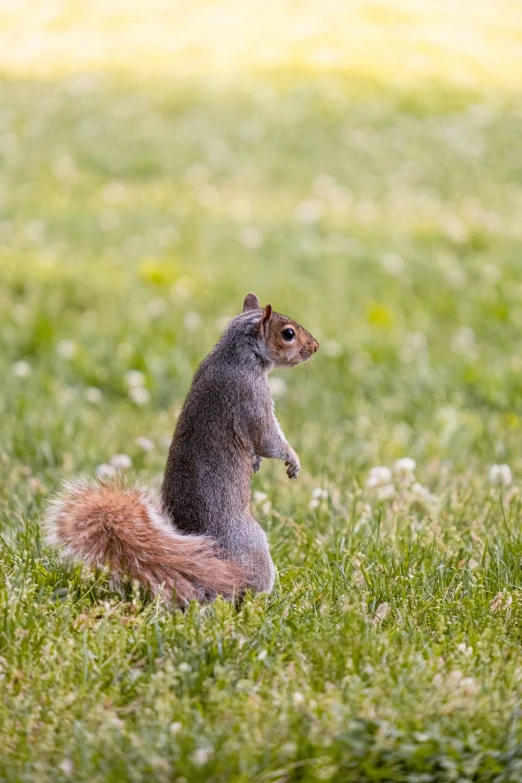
xmin=44 ymin=293 xmax=319 ymax=606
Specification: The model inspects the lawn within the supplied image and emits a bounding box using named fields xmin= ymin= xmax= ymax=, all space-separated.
xmin=2 ymin=2 xmax=522 ymax=781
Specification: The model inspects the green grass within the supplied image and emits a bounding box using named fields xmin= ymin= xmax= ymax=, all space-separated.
xmin=2 ymin=7 xmax=522 ymax=779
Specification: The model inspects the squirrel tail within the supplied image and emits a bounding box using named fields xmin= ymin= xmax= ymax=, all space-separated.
xmin=43 ymin=477 xmax=247 ymax=606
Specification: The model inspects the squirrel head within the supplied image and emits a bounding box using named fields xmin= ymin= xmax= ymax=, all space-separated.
xmin=243 ymin=293 xmax=319 ymax=368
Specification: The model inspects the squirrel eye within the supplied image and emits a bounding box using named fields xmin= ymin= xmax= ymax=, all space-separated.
xmin=282 ymin=328 xmax=295 ymax=341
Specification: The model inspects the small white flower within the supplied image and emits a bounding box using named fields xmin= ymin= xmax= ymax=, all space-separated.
xmin=129 ymin=386 xmax=150 ymax=405
xmin=146 ymin=298 xmax=165 ymax=319
xmin=97 ymin=463 xmax=117 ymax=479
xmin=268 ymin=377 xmax=287 ymax=398
xmin=103 ymin=181 xmax=127 ymax=203
xmin=53 ymin=155 xmax=77 ymax=181
xmin=292 ymin=692 xmax=305 ymax=707
xmin=58 ymin=759 xmax=74 ymax=777
xmin=169 ymin=722 xmax=182 ymax=735
xmin=381 ymin=253 xmax=405 ymax=275
xmin=295 ymin=199 xmax=323 ymax=224
xmin=489 ymin=464 xmax=512 ymax=487
xmin=239 ymin=226 xmax=264 ymax=249
xmin=215 ymin=315 xmax=231 ymax=331
xmin=309 ymin=498 xmax=320 ymax=510
xmin=191 ymin=747 xmax=213 ymax=766
xmin=460 ymin=676 xmax=479 ymax=696
xmin=323 ymin=340 xmax=342 ymax=358
xmin=57 ymin=340 xmax=76 ymax=359
xmin=253 ymin=491 xmax=268 ymax=503
xmin=185 ymin=164 xmax=208 ymax=185
xmin=377 ymin=484 xmax=396 ymax=501
xmin=84 ymin=387 xmax=103 ymax=404
xmin=366 ymin=466 xmax=392 ymax=488
xmin=136 ymin=436 xmax=154 ymax=451
xmin=125 ymin=370 xmax=146 ymax=388
xmin=312 ymin=488 xmax=329 ymax=499
xmin=110 ymin=454 xmax=132 ymax=471
xmin=13 ymin=360 xmax=31 ymax=378
xmin=372 ymin=601 xmax=389 ymax=624
xmin=411 ymin=482 xmax=429 ymax=500
xmin=394 ymin=457 xmax=416 ymax=475
xmin=257 ymin=649 xmax=267 ymax=661
xmin=490 ymin=592 xmax=513 ymax=613
xmin=452 ymin=326 xmax=476 ymax=355
xmin=184 ymin=311 xmax=201 ymax=330
xmin=178 ymin=662 xmax=191 ymax=673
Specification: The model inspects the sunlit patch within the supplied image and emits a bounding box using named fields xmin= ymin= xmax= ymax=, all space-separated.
xmin=0 ymin=1 xmax=521 ymax=91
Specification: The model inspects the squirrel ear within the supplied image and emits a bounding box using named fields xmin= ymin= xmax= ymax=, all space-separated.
xmin=261 ymin=304 xmax=272 ymax=325
xmin=243 ymin=293 xmax=261 ymax=312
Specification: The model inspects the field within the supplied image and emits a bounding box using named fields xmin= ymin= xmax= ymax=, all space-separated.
xmin=2 ymin=2 xmax=522 ymax=780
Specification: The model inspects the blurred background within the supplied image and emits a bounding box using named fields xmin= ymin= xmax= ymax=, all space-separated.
xmin=1 ymin=0 xmax=522 ymax=507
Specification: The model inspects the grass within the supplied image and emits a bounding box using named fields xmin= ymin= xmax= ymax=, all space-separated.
xmin=2 ymin=2 xmax=522 ymax=780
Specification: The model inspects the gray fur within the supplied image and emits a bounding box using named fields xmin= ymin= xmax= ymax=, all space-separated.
xmin=161 ymin=309 xmax=303 ymax=593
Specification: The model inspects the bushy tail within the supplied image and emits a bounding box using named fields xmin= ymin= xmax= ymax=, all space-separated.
xmin=43 ymin=477 xmax=247 ymax=606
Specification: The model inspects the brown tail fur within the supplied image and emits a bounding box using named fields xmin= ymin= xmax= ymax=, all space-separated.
xmin=43 ymin=477 xmax=247 ymax=606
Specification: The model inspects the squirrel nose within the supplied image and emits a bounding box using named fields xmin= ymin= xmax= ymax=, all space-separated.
xmin=311 ymin=341 xmax=319 ymax=354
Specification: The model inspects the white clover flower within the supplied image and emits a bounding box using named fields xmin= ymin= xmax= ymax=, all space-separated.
xmin=215 ymin=315 xmax=231 ymax=332
xmin=366 ymin=466 xmax=392 ymax=488
xmin=372 ymin=601 xmax=390 ymax=624
xmin=57 ymin=340 xmax=76 ymax=359
xmin=183 ymin=311 xmax=202 ymax=330
xmin=490 ymin=592 xmax=513 ymax=613
xmin=295 ymin=199 xmax=323 ymax=224
xmin=324 ymin=340 xmax=342 ymax=358
xmin=191 ymin=747 xmax=213 ymax=767
xmin=261 ymin=500 xmax=272 ymax=515
xmin=53 ymin=155 xmax=77 ymax=182
xmin=58 ymin=759 xmax=74 ymax=777
xmin=103 ymin=180 xmax=127 ymax=203
xmin=312 ymin=488 xmax=329 ymax=499
xmin=84 ymin=387 xmax=103 ymax=404
xmin=452 ymin=326 xmax=476 ymax=356
xmin=125 ymin=370 xmax=146 ymax=388
xmin=411 ymin=482 xmax=429 ymax=501
xmin=394 ymin=457 xmax=416 ymax=475
xmin=185 ymin=163 xmax=208 ymax=185
xmin=13 ymin=360 xmax=31 ymax=378
xmin=460 ymin=676 xmax=479 ymax=696
xmin=292 ymin=692 xmax=305 ymax=707
xmin=129 ymin=386 xmax=150 ymax=405
xmin=377 ymin=484 xmax=396 ymax=501
xmin=146 ymin=298 xmax=165 ymax=319
xmin=97 ymin=463 xmax=117 ymax=479
xmin=110 ymin=454 xmax=132 ymax=471
xmin=239 ymin=226 xmax=264 ymax=249
xmin=489 ymin=464 xmax=512 ymax=487
xmin=268 ymin=377 xmax=287 ymax=398
xmin=136 ymin=436 xmax=154 ymax=451
xmin=381 ymin=253 xmax=405 ymax=276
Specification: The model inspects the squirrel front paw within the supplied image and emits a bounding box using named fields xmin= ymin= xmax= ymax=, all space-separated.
xmin=252 ymin=454 xmax=263 ymax=473
xmin=285 ymin=449 xmax=300 ymax=479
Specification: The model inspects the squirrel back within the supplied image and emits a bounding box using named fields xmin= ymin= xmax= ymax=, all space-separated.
xmin=44 ymin=293 xmax=319 ymax=606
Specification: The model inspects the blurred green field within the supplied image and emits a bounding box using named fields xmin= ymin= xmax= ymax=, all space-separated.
xmin=2 ymin=2 xmax=522 ymax=781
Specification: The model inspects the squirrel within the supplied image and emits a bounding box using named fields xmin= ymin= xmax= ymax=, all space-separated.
xmin=44 ymin=293 xmax=319 ymax=607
